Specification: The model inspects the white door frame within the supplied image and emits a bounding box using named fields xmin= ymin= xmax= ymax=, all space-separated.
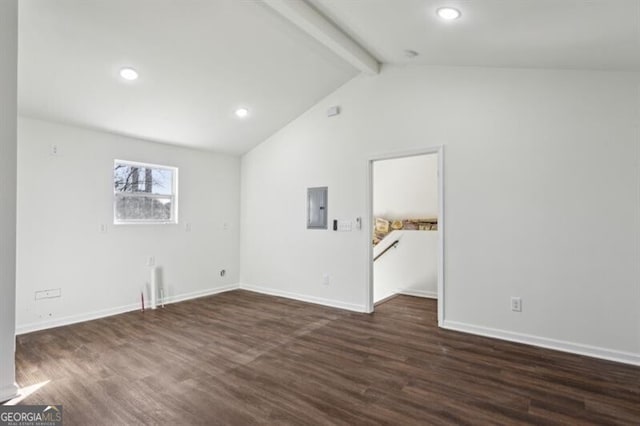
xmin=365 ymin=145 xmax=445 ymax=326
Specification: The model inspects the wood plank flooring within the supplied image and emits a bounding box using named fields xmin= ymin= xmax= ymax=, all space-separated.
xmin=12 ymin=290 xmax=640 ymax=425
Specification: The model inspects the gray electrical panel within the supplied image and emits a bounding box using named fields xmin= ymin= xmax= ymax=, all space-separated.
xmin=307 ymin=187 xmax=328 ymax=229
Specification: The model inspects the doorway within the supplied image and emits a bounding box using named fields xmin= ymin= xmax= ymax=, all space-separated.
xmin=366 ymin=147 xmax=444 ymax=325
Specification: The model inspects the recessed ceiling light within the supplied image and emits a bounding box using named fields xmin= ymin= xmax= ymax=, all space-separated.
xmin=235 ymin=107 xmax=249 ymax=118
xmin=119 ymin=67 xmax=139 ymax=81
xmin=436 ymin=7 xmax=461 ymax=20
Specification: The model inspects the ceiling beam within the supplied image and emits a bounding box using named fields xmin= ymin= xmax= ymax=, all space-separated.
xmin=262 ymin=0 xmax=380 ymax=75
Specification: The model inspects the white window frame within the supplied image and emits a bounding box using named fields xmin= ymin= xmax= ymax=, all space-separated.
xmin=113 ymin=159 xmax=179 ymax=225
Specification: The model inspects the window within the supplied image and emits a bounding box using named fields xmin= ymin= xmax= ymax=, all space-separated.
xmin=113 ymin=160 xmax=178 ymax=224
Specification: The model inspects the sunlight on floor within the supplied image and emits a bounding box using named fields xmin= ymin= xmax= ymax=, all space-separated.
xmin=3 ymin=381 xmax=50 ymax=406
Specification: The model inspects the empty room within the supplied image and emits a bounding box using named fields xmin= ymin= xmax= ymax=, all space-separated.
xmin=1 ymin=0 xmax=640 ymax=424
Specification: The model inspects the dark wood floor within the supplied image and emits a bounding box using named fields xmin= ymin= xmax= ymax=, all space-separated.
xmin=12 ymin=290 xmax=640 ymax=425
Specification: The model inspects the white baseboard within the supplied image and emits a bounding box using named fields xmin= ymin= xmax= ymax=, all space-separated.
xmin=442 ymin=320 xmax=640 ymax=367
xmin=0 ymin=384 xmax=18 ymax=404
xmin=16 ymin=303 xmax=140 ymax=335
xmin=16 ymin=284 xmax=240 ymax=335
xmin=398 ymin=289 xmax=438 ymax=299
xmin=17 ymin=284 xmax=637 ymax=367
xmin=374 ymin=293 xmax=400 ymax=306
xmin=160 ymin=284 xmax=239 ymax=306
xmin=239 ymin=283 xmax=367 ymax=313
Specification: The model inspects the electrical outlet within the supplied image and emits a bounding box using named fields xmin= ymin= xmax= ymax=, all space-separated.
xmin=99 ymin=224 xmax=108 ymax=233
xmin=185 ymin=222 xmax=192 ymax=232
xmin=50 ymin=144 xmax=59 ymax=156
xmin=511 ymin=297 xmax=522 ymax=312
xmin=147 ymin=256 xmax=155 ymax=267
xmin=35 ymin=288 xmax=61 ymax=300
xmin=322 ymin=273 xmax=330 ymax=286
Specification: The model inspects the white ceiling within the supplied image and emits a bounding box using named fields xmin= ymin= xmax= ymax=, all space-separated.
xmin=18 ymin=0 xmax=357 ymax=154
xmin=19 ymin=1 xmax=640 ymax=154
xmin=309 ymin=0 xmax=640 ymax=71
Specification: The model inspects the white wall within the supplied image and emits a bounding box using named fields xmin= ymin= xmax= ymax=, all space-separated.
xmin=373 ymin=154 xmax=438 ymax=220
xmin=240 ymin=65 xmax=640 ymax=363
xmin=374 ymin=231 xmax=438 ymax=303
xmin=0 ymin=0 xmax=18 ymax=402
xmin=16 ymin=117 xmax=241 ymax=333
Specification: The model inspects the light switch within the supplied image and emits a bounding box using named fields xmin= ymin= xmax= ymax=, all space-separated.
xmin=337 ymin=220 xmax=352 ymax=232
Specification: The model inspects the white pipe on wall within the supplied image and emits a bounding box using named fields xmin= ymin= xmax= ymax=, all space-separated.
xmin=150 ymin=267 xmax=159 ymax=310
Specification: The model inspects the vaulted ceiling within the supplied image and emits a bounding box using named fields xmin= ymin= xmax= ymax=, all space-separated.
xmin=19 ymin=0 xmax=640 ymax=154
xmin=309 ymin=0 xmax=640 ymax=71
xmin=18 ymin=0 xmax=357 ymax=154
